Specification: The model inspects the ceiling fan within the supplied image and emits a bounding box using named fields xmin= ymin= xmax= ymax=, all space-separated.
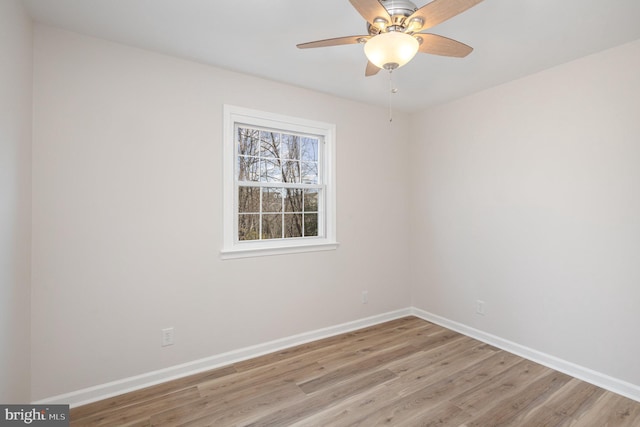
xmin=297 ymin=0 xmax=484 ymax=76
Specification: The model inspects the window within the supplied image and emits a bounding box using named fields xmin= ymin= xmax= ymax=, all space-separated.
xmin=222 ymin=105 xmax=337 ymax=259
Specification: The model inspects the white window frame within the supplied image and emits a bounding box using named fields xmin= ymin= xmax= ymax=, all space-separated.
xmin=222 ymin=105 xmax=338 ymax=259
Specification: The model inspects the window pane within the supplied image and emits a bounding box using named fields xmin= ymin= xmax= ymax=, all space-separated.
xmin=281 ymin=134 xmax=300 ymax=160
xmin=260 ymin=131 xmax=280 ymax=158
xmin=237 ymin=156 xmax=259 ymax=181
xmin=304 ymin=213 xmax=318 ymax=237
xmin=262 ymin=214 xmax=282 ymax=240
xmin=238 ymin=186 xmax=260 ymax=213
xmin=284 ymin=213 xmax=303 ymax=238
xmin=262 ymin=187 xmax=283 ymax=213
xmin=301 ymin=162 xmax=318 ymax=184
xmin=301 ymin=137 xmax=318 ymax=162
xmin=261 ymin=159 xmax=282 ymax=182
xmin=304 ymin=189 xmax=318 ymax=212
xmin=284 ymin=189 xmax=303 ymax=213
xmin=238 ymin=214 xmax=260 ymax=241
xmin=238 ymin=128 xmax=259 ymax=156
xmin=282 ymin=160 xmax=300 ymax=183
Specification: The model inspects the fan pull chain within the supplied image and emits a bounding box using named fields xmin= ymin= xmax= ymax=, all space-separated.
xmin=388 ymin=70 xmax=398 ymax=123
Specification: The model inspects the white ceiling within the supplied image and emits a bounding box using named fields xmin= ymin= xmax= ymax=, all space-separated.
xmin=23 ymin=0 xmax=640 ymax=112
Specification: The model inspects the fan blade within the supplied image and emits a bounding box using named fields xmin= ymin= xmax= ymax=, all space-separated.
xmin=349 ymin=0 xmax=391 ymax=27
xmin=406 ymin=0 xmax=483 ymax=32
xmin=365 ymin=61 xmax=381 ymax=76
xmin=297 ymin=35 xmax=369 ymax=49
xmin=416 ymin=33 xmax=473 ymax=57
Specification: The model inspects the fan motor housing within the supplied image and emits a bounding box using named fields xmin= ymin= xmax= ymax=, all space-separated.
xmin=368 ymin=0 xmax=418 ymax=34
xmin=382 ymin=0 xmax=418 ymax=17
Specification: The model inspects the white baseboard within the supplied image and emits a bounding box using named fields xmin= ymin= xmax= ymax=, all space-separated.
xmin=410 ymin=307 xmax=640 ymax=403
xmin=34 ymin=308 xmax=412 ymax=408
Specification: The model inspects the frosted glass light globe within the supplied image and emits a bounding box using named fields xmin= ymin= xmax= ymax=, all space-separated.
xmin=364 ymin=31 xmax=420 ymax=70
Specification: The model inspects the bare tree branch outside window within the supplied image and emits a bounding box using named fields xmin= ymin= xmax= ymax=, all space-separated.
xmin=236 ymin=126 xmax=320 ymax=241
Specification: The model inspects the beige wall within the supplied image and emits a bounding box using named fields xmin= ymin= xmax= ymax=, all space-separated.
xmin=410 ymin=39 xmax=640 ymax=387
xmin=31 ymin=25 xmax=412 ymax=400
xmin=0 ymin=0 xmax=32 ymax=403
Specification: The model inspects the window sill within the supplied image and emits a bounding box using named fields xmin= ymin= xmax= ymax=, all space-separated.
xmin=220 ymin=241 xmax=339 ymax=260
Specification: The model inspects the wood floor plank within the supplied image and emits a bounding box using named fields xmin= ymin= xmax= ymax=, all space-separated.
xmin=411 ymin=327 xmax=466 ymax=352
xmin=72 ymin=386 xmax=200 ymax=426
xmin=290 ymin=343 xmax=490 ymax=427
xmin=395 ymin=400 xmax=473 ymax=427
xmin=298 ymin=344 xmax=417 ymax=394
xmin=395 ymin=348 xmax=522 ymax=400
xmin=570 ymin=392 xmax=640 ymax=427
xmin=197 ymin=358 xmax=322 ymax=399
xmin=232 ymin=316 xmax=421 ymax=373
xmin=518 ymin=378 xmax=606 ymax=427
xmin=313 ymin=323 xmax=439 ymax=371
xmin=289 ymin=382 xmax=402 ymax=427
xmin=384 ymin=335 xmax=474 ymax=373
xmin=464 ymin=370 xmax=573 ymax=426
xmin=294 ymin=348 xmax=516 ymax=426
xmin=180 ymin=381 xmax=307 ymax=426
xmin=245 ymin=369 xmax=398 ymax=426
xmin=69 ymin=365 xmax=236 ymax=422
xmin=203 ymin=366 xmax=313 ymax=404
xmin=68 ymin=316 xmax=640 ymax=426
xmin=340 ymin=350 xmax=522 ymax=426
xmin=403 ymin=343 xmax=501 ymax=386
xmin=148 ymin=396 xmax=211 ymax=427
xmin=450 ymin=358 xmax=553 ymax=414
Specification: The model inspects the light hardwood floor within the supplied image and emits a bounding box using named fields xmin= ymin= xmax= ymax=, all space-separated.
xmin=70 ymin=317 xmax=640 ymax=426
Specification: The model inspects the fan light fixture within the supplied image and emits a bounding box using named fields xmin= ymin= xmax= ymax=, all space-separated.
xmin=296 ymin=0 xmax=482 ymax=77
xmin=364 ymin=31 xmax=419 ymax=70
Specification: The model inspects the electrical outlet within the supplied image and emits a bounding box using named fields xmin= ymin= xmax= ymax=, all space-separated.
xmin=361 ymin=291 xmax=369 ymax=304
xmin=476 ymin=300 xmax=485 ymax=316
xmin=161 ymin=327 xmax=174 ymax=347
